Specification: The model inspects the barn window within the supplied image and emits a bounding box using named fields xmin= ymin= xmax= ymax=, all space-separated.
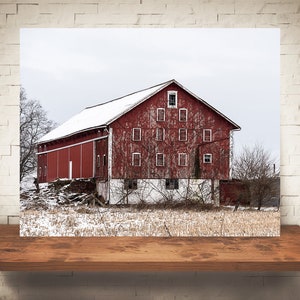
xmin=179 ymin=128 xmax=187 ymax=141
xmin=157 ymin=108 xmax=165 ymax=121
xmin=203 ymin=129 xmax=212 ymax=142
xmin=156 ymin=128 xmax=165 ymax=141
xmin=132 ymin=152 xmax=141 ymax=166
xmin=124 ymin=179 xmax=138 ymax=190
xmin=203 ymin=153 xmax=212 ymax=163
xmin=179 ymin=108 xmax=187 ymax=122
xmin=103 ymin=154 xmax=106 ymax=166
xmin=178 ymin=153 xmax=188 ymax=166
xmin=167 ymin=91 xmax=177 ymax=108
xmin=156 ymin=153 xmax=164 ymax=166
xmin=166 ymin=179 xmax=179 ymax=190
xmin=132 ymin=128 xmax=141 ymax=141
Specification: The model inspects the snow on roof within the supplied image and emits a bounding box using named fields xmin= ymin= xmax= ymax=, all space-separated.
xmin=39 ymin=79 xmax=240 ymax=144
xmin=39 ymin=80 xmax=172 ymax=143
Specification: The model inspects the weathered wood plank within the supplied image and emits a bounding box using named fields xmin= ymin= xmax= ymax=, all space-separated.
xmin=1 ymin=226 xmax=300 ymax=271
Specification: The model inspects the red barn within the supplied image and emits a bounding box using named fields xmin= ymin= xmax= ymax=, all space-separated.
xmin=37 ymin=79 xmax=240 ymax=204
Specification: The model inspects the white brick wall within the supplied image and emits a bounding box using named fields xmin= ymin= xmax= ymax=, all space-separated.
xmin=0 ymin=0 xmax=299 ymax=225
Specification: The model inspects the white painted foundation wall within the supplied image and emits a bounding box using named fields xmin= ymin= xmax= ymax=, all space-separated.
xmin=97 ymin=179 xmax=220 ymax=206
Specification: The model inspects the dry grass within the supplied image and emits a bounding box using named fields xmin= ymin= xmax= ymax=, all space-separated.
xmin=20 ymin=179 xmax=280 ymax=237
xmin=20 ymin=205 xmax=280 ymax=237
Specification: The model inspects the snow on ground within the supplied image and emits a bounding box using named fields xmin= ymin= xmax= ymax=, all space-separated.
xmin=20 ymin=177 xmax=280 ymax=237
xmin=20 ymin=206 xmax=280 ymax=237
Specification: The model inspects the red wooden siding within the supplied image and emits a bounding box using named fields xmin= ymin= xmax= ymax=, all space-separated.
xmin=37 ymin=154 xmax=47 ymax=183
xmin=70 ymin=146 xmax=81 ymax=179
xmin=58 ymin=148 xmax=69 ymax=179
xmin=37 ymin=129 xmax=108 ymax=183
xmin=94 ymin=138 xmax=108 ymax=180
xmin=81 ymin=142 xmax=94 ymax=178
xmin=219 ymin=180 xmax=249 ymax=206
xmin=111 ymin=83 xmax=235 ymax=180
xmin=47 ymin=151 xmax=58 ymax=180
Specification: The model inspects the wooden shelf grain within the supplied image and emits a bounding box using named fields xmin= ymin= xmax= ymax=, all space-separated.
xmin=1 ymin=225 xmax=300 ymax=271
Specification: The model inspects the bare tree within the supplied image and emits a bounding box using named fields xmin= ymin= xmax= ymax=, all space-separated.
xmin=232 ymin=144 xmax=279 ymax=210
xmin=20 ymin=87 xmax=56 ymax=182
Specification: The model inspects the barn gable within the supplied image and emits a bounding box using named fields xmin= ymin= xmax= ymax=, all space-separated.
xmin=109 ymin=80 xmax=240 ymax=181
xmin=39 ymin=79 xmax=240 ymax=144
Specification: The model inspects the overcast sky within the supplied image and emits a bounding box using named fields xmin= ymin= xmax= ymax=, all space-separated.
xmin=20 ymin=28 xmax=280 ymax=161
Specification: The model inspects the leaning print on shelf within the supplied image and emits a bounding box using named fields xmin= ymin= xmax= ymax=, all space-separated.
xmin=20 ymin=28 xmax=280 ymax=237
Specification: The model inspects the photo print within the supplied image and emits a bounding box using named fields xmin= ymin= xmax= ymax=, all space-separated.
xmin=20 ymin=28 xmax=280 ymax=236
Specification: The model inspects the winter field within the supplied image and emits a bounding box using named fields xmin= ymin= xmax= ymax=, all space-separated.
xmin=20 ymin=176 xmax=280 ymax=237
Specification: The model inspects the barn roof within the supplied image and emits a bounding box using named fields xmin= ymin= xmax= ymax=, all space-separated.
xmin=39 ymin=79 xmax=240 ymax=143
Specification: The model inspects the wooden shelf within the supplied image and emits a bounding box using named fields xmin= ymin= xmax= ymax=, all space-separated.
xmin=1 ymin=225 xmax=300 ymax=271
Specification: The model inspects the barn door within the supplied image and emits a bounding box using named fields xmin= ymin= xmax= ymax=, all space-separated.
xmin=95 ymin=140 xmax=107 ymax=179
xmin=95 ymin=141 xmax=103 ymax=178
xmin=38 ymin=154 xmax=47 ymax=183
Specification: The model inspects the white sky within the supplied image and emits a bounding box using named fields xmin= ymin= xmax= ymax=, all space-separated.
xmin=20 ymin=28 xmax=280 ymax=162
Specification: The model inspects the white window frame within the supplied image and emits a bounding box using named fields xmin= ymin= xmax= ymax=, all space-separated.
xmin=156 ymin=127 xmax=165 ymax=141
xmin=179 ymin=108 xmax=188 ymax=122
xmin=203 ymin=129 xmax=212 ymax=142
xmin=178 ymin=153 xmax=188 ymax=166
xmin=132 ymin=152 xmax=141 ymax=166
xmin=167 ymin=91 xmax=178 ymax=108
xmin=157 ymin=108 xmax=165 ymax=121
xmin=203 ymin=153 xmax=212 ymax=164
xmin=178 ymin=128 xmax=187 ymax=141
xmin=132 ymin=128 xmax=141 ymax=141
xmin=156 ymin=153 xmax=164 ymax=166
